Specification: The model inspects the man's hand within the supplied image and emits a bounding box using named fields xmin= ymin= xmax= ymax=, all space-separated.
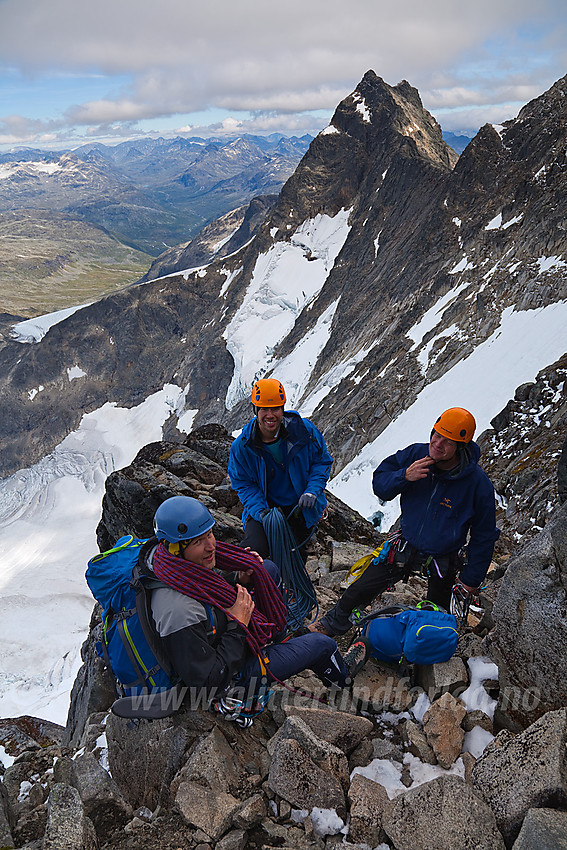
xmin=298 ymin=492 xmax=317 ymax=509
xmin=242 ymin=546 xmax=263 ymax=564
xmin=236 ymin=568 xmax=254 ymax=586
xmin=237 ymin=547 xmax=262 ymax=585
xmin=405 ymin=455 xmax=434 ymax=482
xmin=227 ymin=584 xmax=255 ymax=626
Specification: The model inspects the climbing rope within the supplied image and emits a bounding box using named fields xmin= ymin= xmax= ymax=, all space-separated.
xmin=262 ymin=506 xmax=318 ymax=630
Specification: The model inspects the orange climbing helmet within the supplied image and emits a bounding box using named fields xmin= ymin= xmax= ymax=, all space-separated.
xmin=433 ymin=408 xmax=476 ymax=443
xmin=251 ymin=378 xmax=286 ymax=408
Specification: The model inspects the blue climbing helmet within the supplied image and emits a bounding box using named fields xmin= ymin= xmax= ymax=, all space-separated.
xmin=153 ymin=496 xmax=215 ymax=545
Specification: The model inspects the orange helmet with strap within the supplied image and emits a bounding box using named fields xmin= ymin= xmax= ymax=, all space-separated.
xmin=433 ymin=408 xmax=476 ymax=443
xmin=251 ymin=378 xmax=286 ymax=408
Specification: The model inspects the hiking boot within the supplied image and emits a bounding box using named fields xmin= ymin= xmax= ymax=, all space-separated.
xmin=349 ymin=608 xmax=365 ymax=625
xmin=343 ymin=636 xmax=371 ymax=682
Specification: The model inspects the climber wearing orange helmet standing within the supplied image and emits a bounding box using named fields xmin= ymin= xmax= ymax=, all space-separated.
xmin=310 ymin=407 xmax=499 ymax=636
xmin=228 ymin=378 xmax=333 ymax=562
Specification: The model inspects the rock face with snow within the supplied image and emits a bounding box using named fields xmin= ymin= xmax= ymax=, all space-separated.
xmin=139 ymin=194 xmax=279 ymax=282
xmin=0 ymin=70 xmax=566 ymax=541
xmin=478 ymin=352 xmax=567 ymax=546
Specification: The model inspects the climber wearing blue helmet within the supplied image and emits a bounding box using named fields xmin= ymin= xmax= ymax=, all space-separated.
xmin=138 ymin=496 xmax=362 ymax=723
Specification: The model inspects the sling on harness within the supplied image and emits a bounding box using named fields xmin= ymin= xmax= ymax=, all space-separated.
xmin=346 ymin=538 xmax=395 ymax=586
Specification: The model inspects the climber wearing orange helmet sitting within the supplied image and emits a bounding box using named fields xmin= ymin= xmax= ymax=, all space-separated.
xmin=310 ymin=407 xmax=499 ymax=636
xmin=228 ymin=378 xmax=333 ymax=562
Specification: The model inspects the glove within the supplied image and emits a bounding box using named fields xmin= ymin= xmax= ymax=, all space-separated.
xmin=298 ymin=492 xmax=317 ymax=510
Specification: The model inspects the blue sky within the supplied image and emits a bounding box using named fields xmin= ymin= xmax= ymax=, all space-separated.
xmin=0 ymin=0 xmax=565 ymax=150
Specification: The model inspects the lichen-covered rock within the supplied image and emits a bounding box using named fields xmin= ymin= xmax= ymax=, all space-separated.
xmin=348 ymin=773 xmax=389 ymax=846
xmin=175 ymin=725 xmax=245 ymax=796
xmin=70 ymin=752 xmax=132 ymax=841
xmin=414 ymin=656 xmax=468 ymax=702
xmin=105 ymin=712 xmax=199 ymax=810
xmin=382 ymin=775 xmax=505 ymax=850
xmin=281 ymin=706 xmax=373 ymax=755
xmin=471 ymin=708 xmax=567 ymax=846
xmin=401 ymin=718 xmax=436 ymax=764
xmin=484 ymin=502 xmax=567 ymax=726
xmin=267 ymin=715 xmax=349 ymax=791
xmin=175 ymin=780 xmax=241 ymax=841
xmin=350 ymin=662 xmax=414 ymax=714
xmin=232 ymin=793 xmax=267 ymax=829
xmin=513 ymin=807 xmax=567 ymax=850
xmin=268 ymin=737 xmax=346 ymax=817
xmin=0 ymin=782 xmax=13 ymax=850
xmin=43 ymin=783 xmax=97 ymax=850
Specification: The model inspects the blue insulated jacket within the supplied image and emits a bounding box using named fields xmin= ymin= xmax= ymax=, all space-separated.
xmin=372 ymin=441 xmax=499 ymax=587
xmin=228 ymin=411 xmax=333 ymax=528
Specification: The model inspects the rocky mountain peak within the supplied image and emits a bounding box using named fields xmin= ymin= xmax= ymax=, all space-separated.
xmin=263 ymin=70 xmax=458 ymax=255
xmin=515 ymin=72 xmax=567 ymax=125
xmin=329 ymin=70 xmax=457 ymax=170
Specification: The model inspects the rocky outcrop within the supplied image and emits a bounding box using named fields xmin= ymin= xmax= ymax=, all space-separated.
xmin=5 ymin=667 xmax=566 ymax=849
xmin=43 ymin=783 xmax=97 ymax=850
xmin=382 ymin=775 xmax=506 ymax=850
xmin=484 ymin=500 xmax=567 ymax=726
xmin=12 ymin=429 xmax=551 ymax=847
xmin=478 ymin=352 xmax=567 ymax=545
xmin=558 ymin=431 xmax=567 ymax=504
xmin=472 ymin=709 xmax=567 ymax=846
xmin=3 ymin=537 xmax=566 ymax=849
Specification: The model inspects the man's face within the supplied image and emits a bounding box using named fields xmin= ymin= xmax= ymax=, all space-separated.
xmin=429 ymin=431 xmax=459 ymax=468
xmin=182 ymin=529 xmax=216 ymax=568
xmin=256 ymin=406 xmax=284 ymax=441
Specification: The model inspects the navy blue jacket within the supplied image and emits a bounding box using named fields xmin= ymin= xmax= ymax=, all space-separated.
xmin=228 ymin=411 xmax=333 ymax=528
xmin=372 ymin=441 xmax=499 ymax=587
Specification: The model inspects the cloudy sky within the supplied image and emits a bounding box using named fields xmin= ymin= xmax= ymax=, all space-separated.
xmin=0 ymin=0 xmax=565 ymax=150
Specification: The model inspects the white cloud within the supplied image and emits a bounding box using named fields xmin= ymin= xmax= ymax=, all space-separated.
xmin=0 ymin=0 xmax=565 ymax=146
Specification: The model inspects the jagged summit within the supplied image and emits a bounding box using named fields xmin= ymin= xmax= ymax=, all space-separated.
xmin=329 ymin=71 xmax=457 ymax=170
xmin=272 ymin=71 xmax=456 ymax=233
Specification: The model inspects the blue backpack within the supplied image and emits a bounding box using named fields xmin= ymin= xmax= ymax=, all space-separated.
xmin=361 ymin=603 xmax=459 ymax=665
xmin=85 ymin=536 xmax=177 ymax=702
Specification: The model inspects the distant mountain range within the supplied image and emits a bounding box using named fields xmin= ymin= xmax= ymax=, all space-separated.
xmin=442 ymin=131 xmax=473 ymax=154
xmin=0 ymin=134 xmax=312 ymax=255
xmin=0 ymin=134 xmax=312 ymax=316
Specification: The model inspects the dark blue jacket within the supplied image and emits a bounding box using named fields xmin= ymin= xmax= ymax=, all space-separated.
xmin=372 ymin=441 xmax=499 ymax=587
xmin=228 ymin=411 xmax=333 ymax=528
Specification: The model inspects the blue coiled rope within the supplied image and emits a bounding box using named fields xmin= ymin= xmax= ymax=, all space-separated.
xmin=262 ymin=507 xmax=318 ymax=630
